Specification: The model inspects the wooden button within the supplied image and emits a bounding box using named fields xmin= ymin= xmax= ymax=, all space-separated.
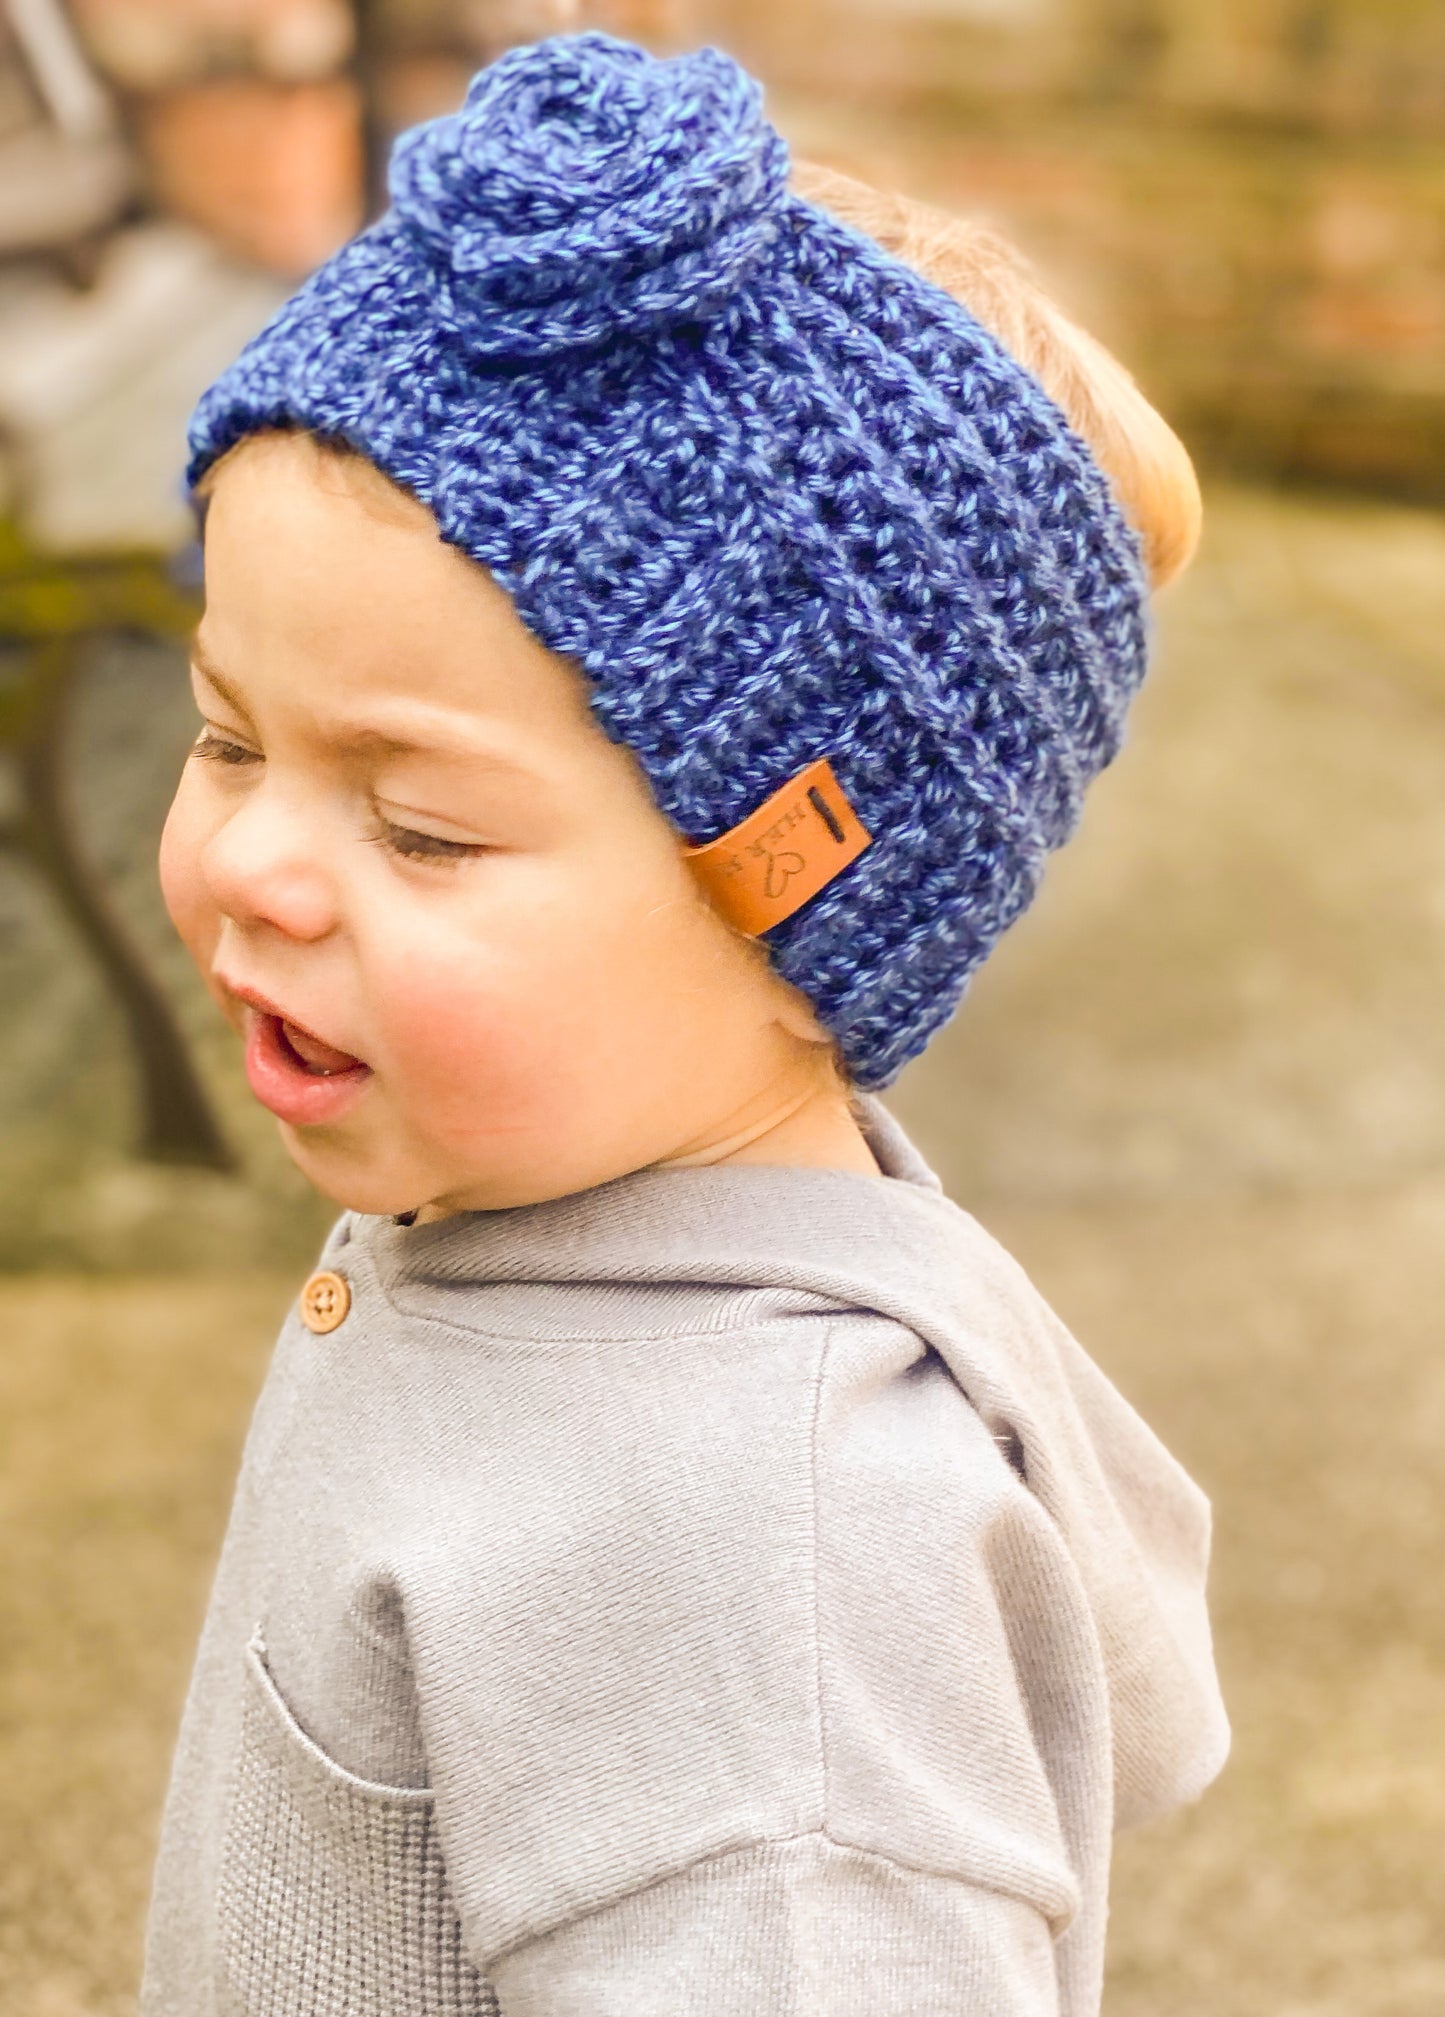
xmin=299 ymin=1270 xmax=350 ymax=1334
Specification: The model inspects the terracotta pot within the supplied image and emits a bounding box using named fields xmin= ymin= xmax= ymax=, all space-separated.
xmin=135 ymin=74 xmax=363 ymax=275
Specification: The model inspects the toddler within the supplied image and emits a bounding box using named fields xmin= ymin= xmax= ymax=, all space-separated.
xmin=141 ymin=32 xmax=1229 ymax=2017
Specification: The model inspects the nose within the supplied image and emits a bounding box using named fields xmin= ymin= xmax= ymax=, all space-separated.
xmin=199 ymin=786 xmax=339 ymax=943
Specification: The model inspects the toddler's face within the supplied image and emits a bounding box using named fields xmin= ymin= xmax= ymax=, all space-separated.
xmin=159 ymin=432 xmax=840 ymax=1214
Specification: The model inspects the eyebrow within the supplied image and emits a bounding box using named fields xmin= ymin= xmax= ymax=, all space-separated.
xmin=188 ymin=627 xmax=551 ymax=781
xmin=188 ymin=630 xmax=250 ymax=720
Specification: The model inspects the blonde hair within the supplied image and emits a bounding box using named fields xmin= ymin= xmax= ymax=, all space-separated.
xmin=193 ymin=423 xmax=414 ymax=519
xmin=789 ymin=158 xmax=1201 ymax=590
xmin=199 ymin=162 xmax=1199 ymax=588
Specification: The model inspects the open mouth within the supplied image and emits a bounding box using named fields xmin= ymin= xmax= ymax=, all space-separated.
xmin=223 ymin=986 xmax=373 ymax=1127
xmin=274 ymin=1015 xmax=365 ymax=1077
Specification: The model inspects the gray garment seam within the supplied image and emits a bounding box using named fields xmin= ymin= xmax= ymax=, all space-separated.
xmin=808 ymin=1319 xmax=835 ymax=1836
xmin=483 ymin=1828 xmax=1049 ymax=1971
xmin=352 ymin=1248 xmax=803 ymax=1352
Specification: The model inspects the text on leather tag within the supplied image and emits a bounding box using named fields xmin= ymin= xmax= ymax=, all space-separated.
xmin=681 ymin=755 xmax=873 ymax=936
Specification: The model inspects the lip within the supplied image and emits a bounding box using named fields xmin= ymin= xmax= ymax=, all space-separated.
xmin=218 ymin=977 xmax=373 ymax=1128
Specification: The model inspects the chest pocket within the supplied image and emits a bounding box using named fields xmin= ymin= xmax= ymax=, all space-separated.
xmin=218 ymin=1630 xmax=499 ymax=2017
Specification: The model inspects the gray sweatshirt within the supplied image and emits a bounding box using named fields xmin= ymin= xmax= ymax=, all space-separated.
xmin=139 ymin=1092 xmax=1230 ymax=2017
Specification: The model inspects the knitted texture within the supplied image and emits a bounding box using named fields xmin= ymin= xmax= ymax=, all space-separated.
xmin=219 ymin=1637 xmax=496 ymax=2016
xmin=184 ymin=31 xmax=1150 ymax=1090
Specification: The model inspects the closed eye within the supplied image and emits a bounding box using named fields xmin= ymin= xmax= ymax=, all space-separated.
xmin=365 ymin=818 xmax=487 ymax=865
xmin=191 ymin=727 xmax=261 ymax=766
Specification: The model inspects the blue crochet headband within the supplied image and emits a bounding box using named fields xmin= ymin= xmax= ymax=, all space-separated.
xmin=185 ymin=31 xmax=1149 ymax=1091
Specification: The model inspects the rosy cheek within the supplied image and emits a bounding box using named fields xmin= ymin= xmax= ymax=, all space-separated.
xmin=372 ymin=946 xmax=581 ymax=1145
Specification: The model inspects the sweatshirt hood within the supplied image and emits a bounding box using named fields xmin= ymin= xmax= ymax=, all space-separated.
xmin=359 ymin=1091 xmax=1231 ymax=1831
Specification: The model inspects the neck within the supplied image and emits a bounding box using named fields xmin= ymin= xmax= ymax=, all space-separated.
xmin=651 ymin=1075 xmax=882 ymax=1177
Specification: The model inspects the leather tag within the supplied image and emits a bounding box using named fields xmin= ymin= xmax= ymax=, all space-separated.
xmin=681 ymin=755 xmax=872 ymax=935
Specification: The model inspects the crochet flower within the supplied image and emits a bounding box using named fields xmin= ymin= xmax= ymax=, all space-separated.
xmin=386 ymin=32 xmax=791 ymax=360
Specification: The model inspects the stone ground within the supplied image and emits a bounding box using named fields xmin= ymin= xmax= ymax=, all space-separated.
xmin=3 ymin=483 xmax=1445 ymax=2012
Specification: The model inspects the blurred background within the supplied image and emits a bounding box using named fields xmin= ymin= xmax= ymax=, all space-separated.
xmin=1 ymin=1 xmax=1442 ymax=2011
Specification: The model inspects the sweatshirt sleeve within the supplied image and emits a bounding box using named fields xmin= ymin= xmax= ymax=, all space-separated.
xmin=488 ymin=1834 xmax=1060 ymax=2017
xmin=406 ymin=1313 xmax=1110 ymax=2016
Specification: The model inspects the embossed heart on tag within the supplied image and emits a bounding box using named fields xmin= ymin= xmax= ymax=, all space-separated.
xmin=763 ymin=849 xmax=807 ymax=899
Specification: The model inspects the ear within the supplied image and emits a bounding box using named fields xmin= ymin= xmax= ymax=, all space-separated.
xmin=770 ymin=980 xmax=833 ymax=1049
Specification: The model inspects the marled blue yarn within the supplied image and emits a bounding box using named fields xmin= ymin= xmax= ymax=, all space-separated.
xmin=184 ymin=30 xmax=1150 ymax=1092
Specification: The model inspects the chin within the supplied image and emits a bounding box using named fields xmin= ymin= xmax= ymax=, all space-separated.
xmin=277 ymin=1122 xmax=434 ymax=1219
